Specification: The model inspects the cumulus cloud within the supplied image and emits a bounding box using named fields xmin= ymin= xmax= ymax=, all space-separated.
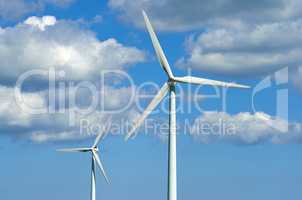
xmin=109 ymin=0 xmax=302 ymax=79
xmin=109 ymin=0 xmax=302 ymax=31
xmin=0 ymin=14 xmax=147 ymax=143
xmin=190 ymin=112 xmax=302 ymax=144
xmin=0 ymin=0 xmax=75 ymax=21
xmin=176 ymin=19 xmax=302 ymax=76
xmin=24 ymin=16 xmax=56 ymax=30
xmin=0 ymin=16 xmax=145 ymax=82
xmin=0 ymin=85 xmax=46 ymax=127
xmin=0 ymin=85 xmax=67 ymax=136
xmin=0 ymin=84 xmax=140 ymax=143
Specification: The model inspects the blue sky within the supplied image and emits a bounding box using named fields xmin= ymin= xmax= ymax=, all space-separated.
xmin=0 ymin=0 xmax=302 ymax=200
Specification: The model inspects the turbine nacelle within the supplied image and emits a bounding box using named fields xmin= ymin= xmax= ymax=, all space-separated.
xmin=92 ymin=146 xmax=99 ymax=152
xmin=167 ymin=79 xmax=176 ymax=87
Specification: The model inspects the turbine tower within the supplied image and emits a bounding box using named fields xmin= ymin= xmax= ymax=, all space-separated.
xmin=57 ymin=132 xmax=109 ymax=200
xmin=125 ymin=10 xmax=250 ymax=200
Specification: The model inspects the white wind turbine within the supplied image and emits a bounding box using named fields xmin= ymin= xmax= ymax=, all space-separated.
xmin=57 ymin=132 xmax=109 ymax=200
xmin=125 ymin=10 xmax=250 ymax=200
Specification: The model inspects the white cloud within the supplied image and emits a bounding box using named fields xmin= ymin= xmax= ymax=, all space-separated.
xmin=30 ymin=130 xmax=84 ymax=143
xmin=0 ymin=15 xmax=146 ymax=143
xmin=0 ymin=84 xmax=140 ymax=143
xmin=109 ymin=0 xmax=302 ymax=31
xmin=0 ymin=85 xmax=45 ymax=126
xmin=110 ymin=0 xmax=302 ymax=80
xmin=24 ymin=16 xmax=56 ymax=31
xmin=190 ymin=112 xmax=302 ymax=144
xmin=0 ymin=16 xmax=145 ymax=82
xmin=3 ymin=83 xmax=300 ymax=144
xmin=177 ymin=20 xmax=302 ymax=75
xmin=0 ymin=0 xmax=75 ymax=21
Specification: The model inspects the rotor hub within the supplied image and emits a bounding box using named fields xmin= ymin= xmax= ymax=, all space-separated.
xmin=168 ymin=79 xmax=176 ymax=86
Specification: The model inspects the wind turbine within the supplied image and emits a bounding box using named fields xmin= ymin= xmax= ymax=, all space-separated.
xmin=57 ymin=132 xmax=110 ymax=200
xmin=125 ymin=10 xmax=250 ymax=200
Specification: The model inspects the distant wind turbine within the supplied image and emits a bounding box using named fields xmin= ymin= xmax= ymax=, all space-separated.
xmin=57 ymin=132 xmax=109 ymax=200
xmin=125 ymin=10 xmax=250 ymax=200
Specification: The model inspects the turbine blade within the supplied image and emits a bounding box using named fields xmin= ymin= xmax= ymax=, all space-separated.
xmin=142 ymin=10 xmax=174 ymax=78
xmin=92 ymin=151 xmax=110 ymax=184
xmin=93 ymin=116 xmax=112 ymax=147
xmin=174 ymin=76 xmax=250 ymax=89
xmin=125 ymin=82 xmax=169 ymax=140
xmin=93 ymin=132 xmax=106 ymax=148
xmin=56 ymin=147 xmax=91 ymax=152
